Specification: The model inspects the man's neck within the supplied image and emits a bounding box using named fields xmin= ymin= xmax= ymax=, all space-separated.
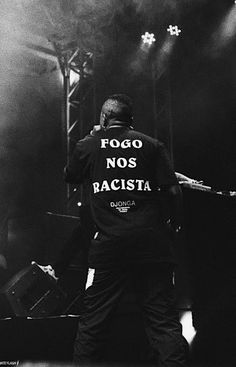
xmin=107 ymin=120 xmax=132 ymax=129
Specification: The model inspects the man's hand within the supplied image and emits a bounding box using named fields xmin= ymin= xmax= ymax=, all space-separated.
xmin=31 ymin=261 xmax=58 ymax=281
xmin=90 ymin=125 xmax=103 ymax=135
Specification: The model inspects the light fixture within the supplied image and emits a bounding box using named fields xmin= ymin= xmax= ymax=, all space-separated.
xmin=167 ymin=25 xmax=182 ymax=36
xmin=141 ymin=32 xmax=156 ymax=46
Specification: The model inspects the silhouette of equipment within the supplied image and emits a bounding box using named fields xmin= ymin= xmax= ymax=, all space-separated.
xmin=0 ymin=262 xmax=66 ymax=318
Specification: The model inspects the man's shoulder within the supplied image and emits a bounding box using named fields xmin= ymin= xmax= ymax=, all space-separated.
xmin=76 ymin=128 xmax=165 ymax=152
xmin=76 ymin=132 xmax=100 ymax=150
xmin=128 ymin=129 xmax=163 ymax=148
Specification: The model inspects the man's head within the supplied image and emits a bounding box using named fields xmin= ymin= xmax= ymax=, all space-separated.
xmin=100 ymin=94 xmax=133 ymax=128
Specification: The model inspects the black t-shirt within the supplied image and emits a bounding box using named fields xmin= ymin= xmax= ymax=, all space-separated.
xmin=65 ymin=125 xmax=178 ymax=267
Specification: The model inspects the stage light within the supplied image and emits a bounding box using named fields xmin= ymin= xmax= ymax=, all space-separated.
xmin=77 ymin=201 xmax=82 ymax=207
xmin=141 ymin=32 xmax=156 ymax=45
xmin=167 ymin=25 xmax=182 ymax=36
xmin=180 ymin=311 xmax=196 ymax=345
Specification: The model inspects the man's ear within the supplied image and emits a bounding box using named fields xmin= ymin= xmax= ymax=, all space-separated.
xmin=101 ymin=112 xmax=108 ymax=128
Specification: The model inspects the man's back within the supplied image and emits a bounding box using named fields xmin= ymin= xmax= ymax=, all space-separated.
xmin=68 ymin=95 xmax=188 ymax=367
xmin=65 ymin=124 xmax=178 ymax=267
xmin=96 ymin=126 xmax=177 ymax=234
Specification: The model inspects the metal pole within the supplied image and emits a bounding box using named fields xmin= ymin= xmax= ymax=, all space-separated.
xmin=152 ymin=62 xmax=158 ymax=140
xmin=63 ymin=52 xmax=71 ymax=200
xmin=54 ymin=44 xmax=95 ymax=209
xmin=166 ymin=71 xmax=174 ymax=165
xmin=152 ymin=66 xmax=174 ymax=164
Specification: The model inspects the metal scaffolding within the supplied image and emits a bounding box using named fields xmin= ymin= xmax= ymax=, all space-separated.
xmin=54 ymin=43 xmax=95 ymax=204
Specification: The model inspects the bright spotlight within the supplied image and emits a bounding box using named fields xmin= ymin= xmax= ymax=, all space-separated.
xmin=141 ymin=32 xmax=156 ymax=45
xmin=77 ymin=201 xmax=82 ymax=207
xmin=167 ymin=25 xmax=182 ymax=36
xmin=180 ymin=311 xmax=196 ymax=345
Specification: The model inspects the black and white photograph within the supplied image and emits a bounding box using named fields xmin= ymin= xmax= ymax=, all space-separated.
xmin=0 ymin=1 xmax=235 ymax=366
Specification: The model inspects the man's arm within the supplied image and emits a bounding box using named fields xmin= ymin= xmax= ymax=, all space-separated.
xmin=165 ymin=184 xmax=183 ymax=234
xmin=64 ymin=138 xmax=92 ymax=184
xmin=64 ymin=142 xmax=84 ymax=184
xmin=155 ymin=142 xmax=183 ymax=233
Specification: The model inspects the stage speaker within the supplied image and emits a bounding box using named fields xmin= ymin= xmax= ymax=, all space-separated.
xmin=0 ymin=262 xmax=66 ymax=318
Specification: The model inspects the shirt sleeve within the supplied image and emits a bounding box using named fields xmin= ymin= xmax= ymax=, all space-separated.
xmin=64 ymin=136 xmax=92 ymax=184
xmin=155 ymin=142 xmax=178 ymax=187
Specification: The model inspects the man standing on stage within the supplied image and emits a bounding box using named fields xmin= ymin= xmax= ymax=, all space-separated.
xmin=65 ymin=94 xmax=188 ymax=366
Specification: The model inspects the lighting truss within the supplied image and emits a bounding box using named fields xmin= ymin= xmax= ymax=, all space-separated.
xmin=54 ymin=41 xmax=95 ymax=201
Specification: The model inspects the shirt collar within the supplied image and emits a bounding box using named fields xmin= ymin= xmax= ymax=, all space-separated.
xmin=107 ymin=120 xmax=131 ymax=129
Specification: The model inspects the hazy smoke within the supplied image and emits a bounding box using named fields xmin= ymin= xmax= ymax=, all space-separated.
xmin=209 ymin=5 xmax=236 ymax=57
xmin=0 ymin=0 xmax=62 ymax=214
xmin=132 ymin=0 xmax=179 ymax=24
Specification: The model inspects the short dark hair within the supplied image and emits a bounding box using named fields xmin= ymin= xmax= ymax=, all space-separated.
xmin=102 ymin=94 xmax=133 ymax=123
